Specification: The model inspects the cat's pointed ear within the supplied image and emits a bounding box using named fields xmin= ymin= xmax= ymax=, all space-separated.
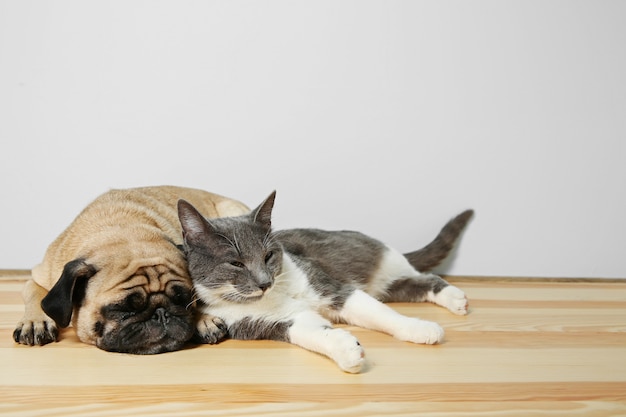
xmin=178 ymin=199 xmax=213 ymax=244
xmin=252 ymin=191 xmax=276 ymax=229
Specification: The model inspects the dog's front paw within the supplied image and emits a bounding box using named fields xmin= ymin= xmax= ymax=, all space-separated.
xmin=13 ymin=318 xmax=59 ymax=346
xmin=435 ymin=285 xmax=469 ymax=315
xmin=194 ymin=314 xmax=228 ymax=344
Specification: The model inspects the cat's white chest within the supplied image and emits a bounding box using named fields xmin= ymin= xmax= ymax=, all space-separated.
xmin=277 ymin=254 xmax=319 ymax=301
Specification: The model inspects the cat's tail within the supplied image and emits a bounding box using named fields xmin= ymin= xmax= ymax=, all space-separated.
xmin=403 ymin=209 xmax=474 ymax=272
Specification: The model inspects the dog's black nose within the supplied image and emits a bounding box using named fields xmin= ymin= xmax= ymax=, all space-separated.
xmin=151 ymin=308 xmax=170 ymax=324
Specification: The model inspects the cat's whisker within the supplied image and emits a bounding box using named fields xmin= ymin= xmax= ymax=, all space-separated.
xmin=233 ymin=233 xmax=242 ymax=255
xmin=186 ymin=287 xmax=202 ymax=310
xmin=215 ymin=232 xmax=240 ymax=254
xmin=268 ymin=269 xmax=288 ymax=286
xmin=273 ymin=270 xmax=289 ymax=280
xmin=185 ymin=296 xmax=199 ymax=310
xmin=262 ymin=231 xmax=273 ymax=246
xmin=264 ymin=232 xmax=279 ymax=248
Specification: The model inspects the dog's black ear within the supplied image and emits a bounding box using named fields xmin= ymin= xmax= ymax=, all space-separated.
xmin=41 ymin=259 xmax=98 ymax=328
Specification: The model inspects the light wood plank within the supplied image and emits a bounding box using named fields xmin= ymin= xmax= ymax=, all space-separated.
xmin=2 ymin=400 xmax=626 ymax=417
xmin=2 ymin=274 xmax=626 ymax=416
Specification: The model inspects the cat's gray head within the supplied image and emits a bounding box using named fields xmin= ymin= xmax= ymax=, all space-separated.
xmin=177 ymin=191 xmax=283 ymax=304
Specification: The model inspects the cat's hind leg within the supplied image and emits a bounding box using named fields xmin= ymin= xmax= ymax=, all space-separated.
xmin=288 ymin=311 xmax=365 ymax=373
xmin=340 ymin=289 xmax=445 ymax=345
xmin=380 ymin=272 xmax=469 ymax=315
xmin=431 ymin=283 xmax=469 ymax=315
xmin=373 ymin=249 xmax=468 ymax=315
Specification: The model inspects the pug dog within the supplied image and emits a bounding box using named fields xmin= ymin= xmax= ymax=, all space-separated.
xmin=13 ymin=186 xmax=249 ymax=354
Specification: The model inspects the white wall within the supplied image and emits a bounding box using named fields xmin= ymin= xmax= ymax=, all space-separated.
xmin=1 ymin=1 xmax=625 ymax=278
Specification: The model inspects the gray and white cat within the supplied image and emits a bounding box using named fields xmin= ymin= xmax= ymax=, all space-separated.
xmin=178 ymin=192 xmax=472 ymax=373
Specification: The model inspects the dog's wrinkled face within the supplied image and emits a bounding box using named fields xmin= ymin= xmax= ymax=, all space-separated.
xmin=42 ymin=259 xmax=196 ymax=354
xmin=85 ymin=266 xmax=195 ymax=354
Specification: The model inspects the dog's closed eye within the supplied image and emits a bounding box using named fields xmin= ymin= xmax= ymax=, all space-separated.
xmin=125 ymin=292 xmax=148 ymax=312
xmin=168 ymin=285 xmax=192 ymax=306
xmin=101 ymin=293 xmax=148 ymax=320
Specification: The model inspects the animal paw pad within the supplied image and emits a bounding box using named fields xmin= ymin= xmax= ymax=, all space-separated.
xmin=13 ymin=319 xmax=58 ymax=346
xmin=329 ymin=329 xmax=365 ymax=373
xmin=436 ymin=285 xmax=469 ymax=315
xmin=195 ymin=315 xmax=228 ymax=344
xmin=396 ymin=319 xmax=445 ymax=345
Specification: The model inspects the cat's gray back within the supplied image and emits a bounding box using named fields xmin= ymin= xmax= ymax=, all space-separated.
xmin=274 ymin=228 xmax=392 ymax=307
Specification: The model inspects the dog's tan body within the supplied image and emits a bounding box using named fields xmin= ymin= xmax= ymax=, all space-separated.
xmin=14 ymin=186 xmax=249 ymax=354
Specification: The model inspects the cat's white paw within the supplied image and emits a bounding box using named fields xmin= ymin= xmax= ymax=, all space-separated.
xmin=395 ymin=319 xmax=445 ymax=345
xmin=434 ymin=285 xmax=469 ymax=315
xmin=328 ymin=328 xmax=365 ymax=373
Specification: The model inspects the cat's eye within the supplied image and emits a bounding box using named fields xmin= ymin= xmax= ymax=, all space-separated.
xmin=265 ymin=251 xmax=273 ymax=263
xmin=230 ymin=261 xmax=245 ymax=268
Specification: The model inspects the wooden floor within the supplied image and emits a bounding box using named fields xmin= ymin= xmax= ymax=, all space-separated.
xmin=1 ymin=271 xmax=625 ymax=416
